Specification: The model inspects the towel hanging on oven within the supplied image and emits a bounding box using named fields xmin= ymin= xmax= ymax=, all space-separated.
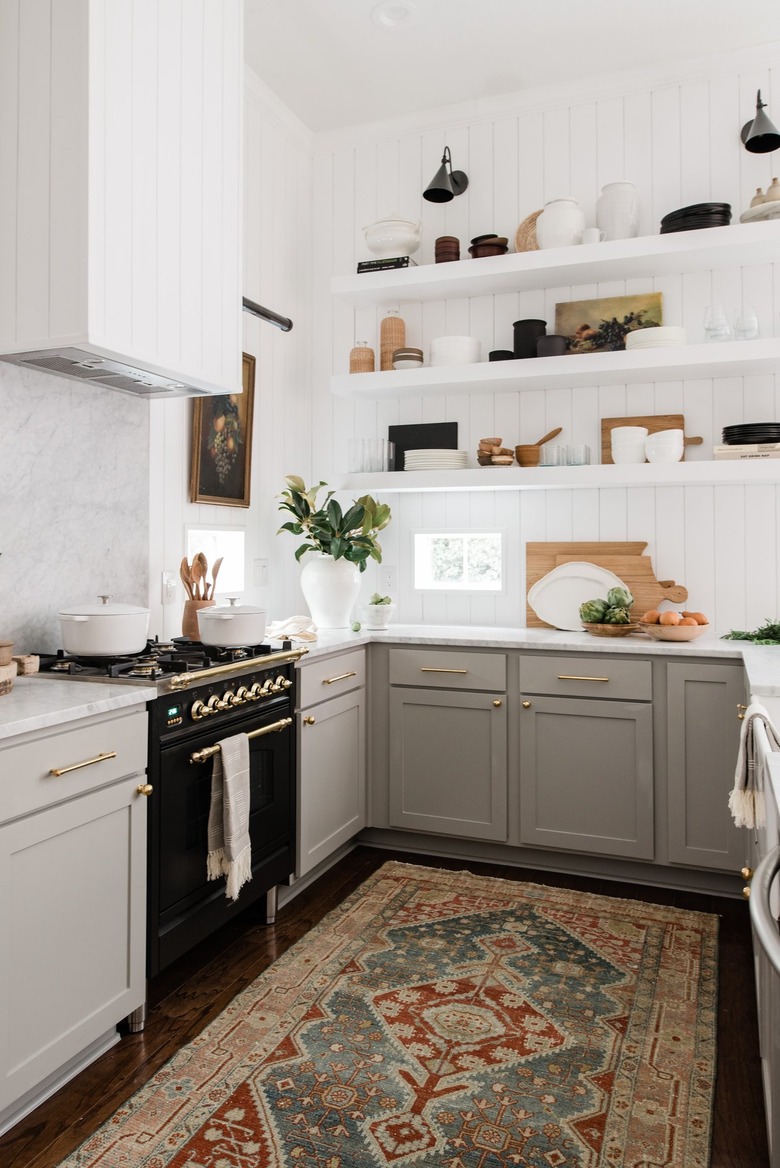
xmin=207 ymin=732 xmax=252 ymax=900
xmin=729 ymin=702 xmax=780 ymax=829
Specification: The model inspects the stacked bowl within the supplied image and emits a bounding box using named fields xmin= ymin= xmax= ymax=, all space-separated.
xmin=625 ymin=325 xmax=687 ymax=350
xmin=392 ymin=347 xmax=424 ymax=370
xmin=435 ymin=236 xmax=460 ymax=263
xmin=429 ymin=335 xmax=481 ymax=366
xmin=644 ymin=428 xmax=684 ymax=463
xmin=468 ymin=233 xmax=508 ymax=258
xmin=611 ymin=425 xmax=648 ymax=464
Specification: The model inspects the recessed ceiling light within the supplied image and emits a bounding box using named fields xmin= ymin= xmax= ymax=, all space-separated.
xmin=372 ymin=1 xmax=418 ymax=30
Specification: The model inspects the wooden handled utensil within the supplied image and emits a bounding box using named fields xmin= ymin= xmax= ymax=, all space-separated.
xmin=191 ymin=552 xmax=208 ymax=600
xmin=535 ymin=427 xmax=563 ymax=446
xmin=209 ymin=556 xmax=223 ymax=599
xmin=179 ymin=557 xmax=194 ymax=600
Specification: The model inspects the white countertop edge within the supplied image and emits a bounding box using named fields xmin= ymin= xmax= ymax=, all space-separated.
xmin=0 ymin=678 xmax=156 ymax=741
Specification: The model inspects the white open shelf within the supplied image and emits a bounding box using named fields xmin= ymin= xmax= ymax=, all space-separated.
xmin=331 ymin=221 xmax=780 ymax=307
xmin=335 ymin=460 xmax=780 ymax=493
xmin=331 ymin=338 xmax=780 ymax=400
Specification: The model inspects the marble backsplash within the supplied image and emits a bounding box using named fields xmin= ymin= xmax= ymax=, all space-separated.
xmin=0 ymin=362 xmax=150 ymax=655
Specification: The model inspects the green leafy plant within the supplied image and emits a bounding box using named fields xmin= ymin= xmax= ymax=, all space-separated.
xmin=369 ymin=592 xmax=393 ymax=605
xmin=722 ymin=618 xmax=780 ymax=645
xmin=277 ymin=475 xmax=391 ymax=572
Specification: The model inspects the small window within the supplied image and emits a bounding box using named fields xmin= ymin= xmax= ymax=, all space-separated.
xmin=414 ymin=532 xmax=503 ymax=592
xmin=185 ymin=527 xmax=245 ymax=595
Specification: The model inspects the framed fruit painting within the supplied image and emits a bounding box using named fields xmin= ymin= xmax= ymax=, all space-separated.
xmin=190 ymin=353 xmax=255 ymax=507
xmin=554 ymin=292 xmax=663 ymax=353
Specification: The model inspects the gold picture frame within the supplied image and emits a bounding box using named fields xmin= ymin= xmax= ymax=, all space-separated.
xmin=190 ymin=353 xmax=255 ymax=507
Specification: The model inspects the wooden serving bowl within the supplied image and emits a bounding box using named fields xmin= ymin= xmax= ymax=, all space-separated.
xmin=637 ymin=622 xmax=709 ymax=641
xmin=582 ymin=622 xmax=640 ymax=637
xmin=515 ymin=444 xmax=541 ymax=467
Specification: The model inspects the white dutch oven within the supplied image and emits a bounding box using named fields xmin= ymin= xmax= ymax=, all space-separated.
xmin=197 ymin=599 xmax=268 ymax=647
xmin=59 ymin=596 xmax=150 ymax=656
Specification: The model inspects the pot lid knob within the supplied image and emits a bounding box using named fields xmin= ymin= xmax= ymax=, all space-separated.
xmin=98 ymin=594 xmax=112 ymax=605
xmin=226 ymin=596 xmax=240 ymax=607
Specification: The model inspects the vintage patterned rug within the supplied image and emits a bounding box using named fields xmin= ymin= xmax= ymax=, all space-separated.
xmin=62 ymin=862 xmax=718 ymax=1167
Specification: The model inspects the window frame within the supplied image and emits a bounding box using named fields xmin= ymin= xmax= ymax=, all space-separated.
xmin=411 ymin=527 xmax=506 ymax=596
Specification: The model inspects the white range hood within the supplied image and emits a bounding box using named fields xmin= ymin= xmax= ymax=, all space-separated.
xmin=0 ymin=0 xmax=243 ymax=399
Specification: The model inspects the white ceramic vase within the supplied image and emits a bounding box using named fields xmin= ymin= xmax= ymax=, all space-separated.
xmin=535 ymin=198 xmax=585 ymax=248
xmin=300 ymin=553 xmax=361 ymax=629
xmin=596 ymin=182 xmax=639 ymax=240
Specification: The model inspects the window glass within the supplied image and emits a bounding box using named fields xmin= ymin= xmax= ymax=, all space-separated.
xmin=414 ymin=532 xmax=503 ymax=592
xmin=185 ymin=528 xmax=245 ymax=595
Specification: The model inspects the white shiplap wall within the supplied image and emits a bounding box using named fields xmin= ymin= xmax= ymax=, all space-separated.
xmin=312 ymin=46 xmax=780 ymax=631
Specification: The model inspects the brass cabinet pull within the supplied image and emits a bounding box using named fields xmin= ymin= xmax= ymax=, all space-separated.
xmin=737 ymin=703 xmax=748 ymax=721
xmin=189 ymin=717 xmax=292 ymax=764
xmin=420 ymin=667 xmax=468 ymax=674
xmin=557 ymin=674 xmax=610 ymax=683
xmin=322 ymin=670 xmax=357 ymax=685
xmin=136 ymin=783 xmax=153 ymax=797
xmin=522 ymin=701 xmax=532 ymax=709
xmin=742 ymin=866 xmax=754 ymax=881
xmin=49 ymin=750 xmax=117 ymax=777
xmin=743 ymin=886 xmax=752 ymax=900
xmin=492 ymin=699 xmax=502 ymax=708
xmin=303 ymin=716 xmax=316 ymax=725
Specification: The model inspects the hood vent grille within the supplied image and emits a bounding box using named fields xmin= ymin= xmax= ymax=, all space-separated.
xmin=0 ymin=347 xmax=210 ymax=398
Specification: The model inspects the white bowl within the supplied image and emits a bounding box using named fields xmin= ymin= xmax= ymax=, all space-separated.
xmin=611 ymin=446 xmax=647 ymax=464
xmin=646 ymin=447 xmax=683 ymax=464
xmin=611 ymin=425 xmax=649 ymax=440
xmin=393 ymin=358 xmax=424 ymax=370
xmin=363 ymin=216 xmax=421 ymax=259
xmin=647 ymin=428 xmax=684 ymax=443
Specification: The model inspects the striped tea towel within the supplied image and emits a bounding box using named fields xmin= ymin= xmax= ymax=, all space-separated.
xmin=729 ymin=702 xmax=780 ymax=829
xmin=206 ymin=732 xmax=252 ymax=900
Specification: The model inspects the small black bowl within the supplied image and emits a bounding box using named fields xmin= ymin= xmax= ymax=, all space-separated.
xmin=489 ymin=349 xmax=516 ymax=361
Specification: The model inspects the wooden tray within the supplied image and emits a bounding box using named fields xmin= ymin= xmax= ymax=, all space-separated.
xmin=525 ymin=541 xmax=648 ymax=628
xmin=601 ymin=414 xmax=703 ymax=465
xmin=555 ymin=553 xmax=688 ymax=622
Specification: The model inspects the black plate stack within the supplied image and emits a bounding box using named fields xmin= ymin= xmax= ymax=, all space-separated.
xmin=660 ymin=203 xmax=731 ymax=233
xmin=722 ymin=422 xmax=780 ymax=445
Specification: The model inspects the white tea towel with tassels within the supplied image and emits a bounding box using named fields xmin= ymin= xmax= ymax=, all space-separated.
xmin=266 ymin=615 xmax=318 ymax=642
xmin=207 ymin=732 xmax=252 ymax=900
xmin=729 ymin=701 xmax=780 ymax=829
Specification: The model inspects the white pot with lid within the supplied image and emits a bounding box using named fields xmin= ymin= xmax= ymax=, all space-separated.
xmin=197 ymin=598 xmax=268 ymax=647
xmin=59 ymin=595 xmax=150 ymax=656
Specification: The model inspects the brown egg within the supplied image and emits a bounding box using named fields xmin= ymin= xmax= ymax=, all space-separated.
xmin=659 ymin=611 xmax=682 ymax=626
xmin=641 ymin=610 xmax=661 ymax=624
xmin=680 ymin=617 xmax=698 ymax=626
xmin=689 ymin=612 xmax=709 ymax=625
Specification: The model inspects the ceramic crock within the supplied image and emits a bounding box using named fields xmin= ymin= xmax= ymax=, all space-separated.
xmin=363 ymin=215 xmax=422 ymax=259
xmin=300 ymin=554 xmax=361 ymax=629
xmin=596 ymin=182 xmax=640 ymax=240
xmin=535 ymin=198 xmax=585 ymax=249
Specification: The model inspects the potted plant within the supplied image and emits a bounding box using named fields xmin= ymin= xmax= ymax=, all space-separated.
xmin=277 ymin=476 xmax=391 ymax=629
xmin=363 ymin=592 xmax=396 ymax=630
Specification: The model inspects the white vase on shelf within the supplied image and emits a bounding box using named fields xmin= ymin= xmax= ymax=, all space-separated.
xmin=535 ymin=198 xmax=585 ymax=248
xmin=300 ymin=553 xmax=361 ymax=629
xmin=596 ymin=182 xmax=640 ymax=240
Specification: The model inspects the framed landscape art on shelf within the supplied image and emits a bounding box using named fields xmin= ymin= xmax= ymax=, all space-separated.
xmin=190 ymin=353 xmax=255 ymax=507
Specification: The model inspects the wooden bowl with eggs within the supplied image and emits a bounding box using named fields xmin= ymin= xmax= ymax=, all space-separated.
xmin=638 ymin=610 xmax=710 ymax=641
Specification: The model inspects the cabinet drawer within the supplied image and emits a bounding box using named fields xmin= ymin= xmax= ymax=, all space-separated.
xmin=519 ymin=654 xmax=652 ymax=701
xmin=298 ymin=649 xmax=366 ymax=709
xmin=0 ymin=707 xmax=148 ymax=823
xmin=389 ymin=648 xmax=506 ymax=692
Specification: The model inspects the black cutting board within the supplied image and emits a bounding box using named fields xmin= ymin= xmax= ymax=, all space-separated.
xmin=388 ymin=421 xmax=458 ymax=470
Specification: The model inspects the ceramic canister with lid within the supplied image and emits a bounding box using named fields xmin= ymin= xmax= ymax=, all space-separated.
xmin=535 ymin=198 xmax=585 ymax=248
xmin=596 ymin=182 xmax=640 ymax=240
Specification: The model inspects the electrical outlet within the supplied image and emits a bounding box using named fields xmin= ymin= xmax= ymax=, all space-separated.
xmin=161 ymin=571 xmax=177 ymax=605
xmin=253 ymin=558 xmax=270 ymax=587
xmin=378 ymin=564 xmax=397 ymax=594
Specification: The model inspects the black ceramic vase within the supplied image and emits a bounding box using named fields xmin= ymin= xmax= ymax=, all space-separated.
xmin=513 ymin=319 xmax=547 ymax=358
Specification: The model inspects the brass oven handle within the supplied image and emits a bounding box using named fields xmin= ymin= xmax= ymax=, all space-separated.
xmin=168 ymin=647 xmax=309 ymax=690
xmin=420 ymin=667 xmax=468 ymax=675
xmin=322 ymin=671 xmax=357 ymax=685
xmin=557 ymin=674 xmax=610 ymax=682
xmin=49 ymin=750 xmax=117 ymax=777
xmin=189 ymin=717 xmax=293 ymax=764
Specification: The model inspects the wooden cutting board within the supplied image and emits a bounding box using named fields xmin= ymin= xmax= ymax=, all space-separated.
xmin=525 ymin=541 xmax=648 ymax=627
xmin=554 ymin=554 xmax=688 ymax=621
xmin=601 ymin=414 xmax=704 ymax=464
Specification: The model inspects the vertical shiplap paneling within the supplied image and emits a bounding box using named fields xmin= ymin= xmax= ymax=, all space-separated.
xmin=198 ymin=0 xmax=224 ymax=379
xmin=595 ymin=97 xmax=625 ymax=191
xmin=468 ymin=120 xmax=494 ymax=241
xmin=16 ymin=0 xmax=51 ymax=343
xmin=569 ymin=102 xmax=598 ymax=227
xmin=714 ymin=485 xmax=747 ymax=632
xmin=130 ymin=0 xmax=160 ymax=363
xmin=0 ymin=0 xmax=20 ymax=342
xmin=623 ymin=90 xmax=654 ymax=237
xmin=682 ymin=485 xmax=716 ymax=617
xmin=543 ymin=106 xmax=570 ymax=201
xmin=650 ymin=85 xmax=681 ymax=225
xmin=332 ymin=147 xmax=358 ymax=477
xmin=709 ymin=73 xmax=742 ymax=215
xmin=219 ymin=0 xmax=243 ymax=392
xmin=744 ymin=484 xmax=778 ymax=620
xmin=103 ymin=0 xmax=135 ymax=353
xmin=492 ymin=115 xmax=520 ymax=244
xmin=679 ymin=81 xmax=711 ymax=208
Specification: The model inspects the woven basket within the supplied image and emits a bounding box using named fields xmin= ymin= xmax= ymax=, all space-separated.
xmin=380 ymin=313 xmax=406 ymax=371
xmin=515 ymin=210 xmax=542 ymax=252
xmin=349 ymin=344 xmax=375 ymax=374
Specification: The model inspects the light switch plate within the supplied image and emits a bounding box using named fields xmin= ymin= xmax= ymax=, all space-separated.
xmin=161 ymin=571 xmax=177 ymax=605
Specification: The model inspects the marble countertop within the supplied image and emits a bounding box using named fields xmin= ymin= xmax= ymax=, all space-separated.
xmin=0 ymin=677 xmax=156 ymax=742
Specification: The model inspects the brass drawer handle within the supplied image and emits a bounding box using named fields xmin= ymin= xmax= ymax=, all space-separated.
xmin=322 ymin=670 xmax=357 ymax=685
xmin=420 ymin=667 xmax=468 ymax=675
xmin=557 ymin=674 xmax=610 ymax=683
xmin=49 ymin=750 xmax=117 ymax=777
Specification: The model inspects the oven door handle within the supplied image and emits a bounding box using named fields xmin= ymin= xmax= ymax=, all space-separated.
xmin=189 ymin=717 xmax=293 ymax=764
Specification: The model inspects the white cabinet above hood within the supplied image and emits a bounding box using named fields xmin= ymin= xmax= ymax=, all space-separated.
xmin=0 ymin=0 xmax=242 ymax=399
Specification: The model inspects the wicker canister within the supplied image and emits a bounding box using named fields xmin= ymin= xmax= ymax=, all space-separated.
xmin=380 ymin=309 xmax=406 ymax=371
xmin=349 ymin=341 xmax=375 ymax=373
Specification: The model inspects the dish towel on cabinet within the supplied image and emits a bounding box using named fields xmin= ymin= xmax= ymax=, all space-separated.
xmin=207 ymin=732 xmax=252 ymax=900
xmin=729 ymin=702 xmax=780 ymax=829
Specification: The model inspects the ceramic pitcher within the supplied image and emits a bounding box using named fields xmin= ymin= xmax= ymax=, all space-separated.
xmin=596 ymin=182 xmax=639 ymax=240
xmin=535 ymin=198 xmax=585 ymax=249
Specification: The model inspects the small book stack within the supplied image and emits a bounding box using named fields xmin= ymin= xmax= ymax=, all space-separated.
xmin=356 ymin=256 xmax=418 ymax=273
xmin=713 ymin=444 xmax=780 ymax=460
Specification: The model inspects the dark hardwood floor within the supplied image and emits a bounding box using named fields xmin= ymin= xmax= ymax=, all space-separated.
xmin=0 ymin=846 xmax=768 ymax=1168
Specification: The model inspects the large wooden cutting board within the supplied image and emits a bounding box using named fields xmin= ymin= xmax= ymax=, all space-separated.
xmin=601 ymin=414 xmax=704 ymax=464
xmin=554 ymin=554 xmax=688 ymax=621
xmin=525 ymin=541 xmax=648 ymax=627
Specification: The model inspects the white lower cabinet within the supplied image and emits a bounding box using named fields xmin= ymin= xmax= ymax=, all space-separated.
xmin=297 ymin=651 xmax=367 ymax=876
xmin=0 ymin=706 xmax=148 ymax=1131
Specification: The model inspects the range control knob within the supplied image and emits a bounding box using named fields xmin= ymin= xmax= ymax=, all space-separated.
xmin=191 ymin=700 xmax=208 ymax=721
xmin=205 ymin=694 xmax=222 ymax=714
xmin=234 ymin=686 xmax=250 ymax=705
xmin=249 ymin=682 xmax=263 ymax=700
xmin=273 ymin=674 xmax=291 ymax=692
xmin=259 ymin=680 xmax=274 ymax=698
xmin=221 ymin=690 xmax=237 ymax=709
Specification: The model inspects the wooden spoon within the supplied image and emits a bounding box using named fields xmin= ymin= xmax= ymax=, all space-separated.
xmin=191 ymin=553 xmax=207 ymax=600
xmin=179 ymin=557 xmax=194 ymax=600
xmin=535 ymin=427 xmax=563 ymax=446
xmin=209 ymin=556 xmax=224 ymax=599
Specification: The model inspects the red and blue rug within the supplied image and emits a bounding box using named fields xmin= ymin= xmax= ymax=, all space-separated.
xmin=62 ymin=862 xmax=717 ymax=1167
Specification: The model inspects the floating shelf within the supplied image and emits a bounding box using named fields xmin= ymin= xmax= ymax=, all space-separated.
xmin=335 ymin=460 xmax=780 ymax=493
xmin=331 ymin=338 xmax=780 ymax=400
xmin=332 ymin=221 xmax=780 ymax=307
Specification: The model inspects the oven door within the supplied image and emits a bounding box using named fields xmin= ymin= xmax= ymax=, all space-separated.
xmin=149 ymin=703 xmax=294 ymax=975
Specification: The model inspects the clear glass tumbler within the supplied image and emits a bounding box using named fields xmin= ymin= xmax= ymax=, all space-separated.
xmin=703 ymin=305 xmax=731 ymax=343
xmin=733 ymin=306 xmax=759 ymax=341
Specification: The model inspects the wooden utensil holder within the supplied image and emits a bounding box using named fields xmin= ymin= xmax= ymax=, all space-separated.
xmin=182 ymin=599 xmax=215 ymax=640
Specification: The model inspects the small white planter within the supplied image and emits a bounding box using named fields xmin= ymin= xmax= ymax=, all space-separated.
xmin=363 ymin=604 xmax=396 ymax=630
xmin=300 ymin=554 xmax=361 ymax=629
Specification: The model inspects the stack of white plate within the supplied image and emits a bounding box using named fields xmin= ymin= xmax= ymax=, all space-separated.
xmin=625 ymin=325 xmax=687 ymax=349
xmin=429 ymin=335 xmax=481 ymax=366
xmin=404 ymin=448 xmax=469 ymax=471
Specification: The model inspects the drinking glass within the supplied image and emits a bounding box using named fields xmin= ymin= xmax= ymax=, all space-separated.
xmin=734 ymin=306 xmax=760 ymax=341
xmin=703 ymin=305 xmax=731 ymax=343
xmin=566 ymin=444 xmax=591 ymax=465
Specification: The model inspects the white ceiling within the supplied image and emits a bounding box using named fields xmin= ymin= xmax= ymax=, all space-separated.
xmin=244 ymin=0 xmax=780 ymax=133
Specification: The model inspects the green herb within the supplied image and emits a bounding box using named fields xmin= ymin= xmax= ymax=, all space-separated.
xmin=721 ymin=618 xmax=780 ymax=645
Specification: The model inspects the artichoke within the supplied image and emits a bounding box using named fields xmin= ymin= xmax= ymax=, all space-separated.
xmin=579 ymin=597 xmax=610 ymax=623
xmin=604 ymin=605 xmax=632 ymax=624
xmin=607 ymin=585 xmax=634 ymax=609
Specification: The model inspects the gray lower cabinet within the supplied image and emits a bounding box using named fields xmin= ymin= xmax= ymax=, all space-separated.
xmin=519 ymin=694 xmax=654 ymax=859
xmin=666 ymin=660 xmax=745 ymax=870
xmin=0 ymin=707 xmax=147 ymax=1129
xmin=388 ymin=687 xmax=507 ymax=840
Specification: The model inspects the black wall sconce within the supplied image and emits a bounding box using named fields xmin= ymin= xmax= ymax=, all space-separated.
xmin=423 ymin=146 xmax=469 ymax=203
xmin=741 ymin=90 xmax=780 ymax=154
